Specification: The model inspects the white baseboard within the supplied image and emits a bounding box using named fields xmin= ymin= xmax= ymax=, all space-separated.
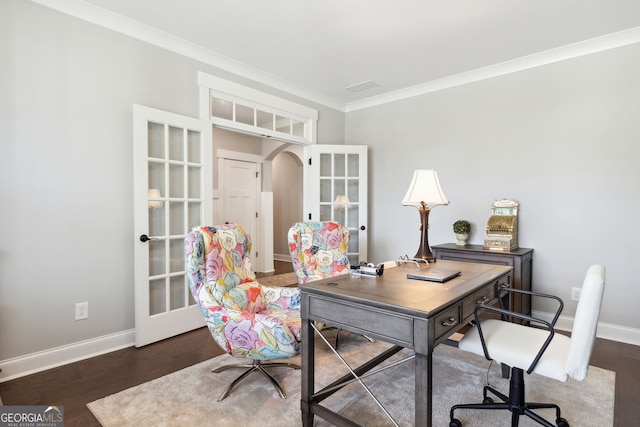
xmin=274 ymin=253 xmax=291 ymax=262
xmin=1 ymin=314 xmax=639 ymax=383
xmin=534 ymin=310 xmax=640 ymax=346
xmin=0 ymin=329 xmax=135 ymax=383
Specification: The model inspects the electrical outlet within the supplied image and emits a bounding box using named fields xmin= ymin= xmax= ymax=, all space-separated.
xmin=570 ymin=287 xmax=581 ymax=301
xmin=75 ymin=302 xmax=89 ymax=320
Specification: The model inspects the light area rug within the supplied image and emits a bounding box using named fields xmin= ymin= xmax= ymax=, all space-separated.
xmin=88 ymin=333 xmax=614 ymax=427
xmin=256 ymin=272 xmax=298 ymax=287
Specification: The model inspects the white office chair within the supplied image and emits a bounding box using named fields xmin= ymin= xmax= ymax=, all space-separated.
xmin=449 ymin=264 xmax=605 ymax=427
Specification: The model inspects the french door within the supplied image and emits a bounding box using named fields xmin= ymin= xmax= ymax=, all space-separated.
xmin=133 ymin=105 xmax=212 ymax=347
xmin=304 ymin=145 xmax=368 ymax=265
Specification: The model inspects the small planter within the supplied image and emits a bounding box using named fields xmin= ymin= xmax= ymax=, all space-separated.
xmin=453 ymin=220 xmax=471 ymax=246
xmin=455 ymin=233 xmax=470 ymax=246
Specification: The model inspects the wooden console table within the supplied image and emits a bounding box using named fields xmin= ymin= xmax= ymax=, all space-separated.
xmin=432 ymin=243 xmax=533 ymax=316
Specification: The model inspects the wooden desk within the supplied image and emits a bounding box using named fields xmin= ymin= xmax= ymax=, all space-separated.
xmin=432 ymin=243 xmax=533 ymax=316
xmin=299 ymin=260 xmax=513 ymax=427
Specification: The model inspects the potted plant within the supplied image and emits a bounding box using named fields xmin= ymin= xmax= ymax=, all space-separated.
xmin=453 ymin=220 xmax=471 ymax=246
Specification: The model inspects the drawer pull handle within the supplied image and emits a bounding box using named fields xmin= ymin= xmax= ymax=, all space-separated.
xmin=500 ymin=283 xmax=510 ymax=288
xmin=442 ymin=317 xmax=458 ymax=327
xmin=476 ymin=296 xmax=489 ymax=304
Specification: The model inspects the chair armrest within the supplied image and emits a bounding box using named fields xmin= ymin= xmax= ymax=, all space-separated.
xmin=473 ymin=304 xmax=557 ymax=374
xmin=496 ymin=288 xmax=564 ymax=326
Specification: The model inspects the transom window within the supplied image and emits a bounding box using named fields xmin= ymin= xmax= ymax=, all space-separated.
xmin=198 ymin=72 xmax=317 ymax=145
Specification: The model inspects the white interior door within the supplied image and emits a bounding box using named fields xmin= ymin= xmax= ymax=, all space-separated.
xmin=221 ymin=158 xmax=259 ymax=269
xmin=133 ymin=105 xmax=212 ymax=347
xmin=304 ymin=145 xmax=368 ymax=264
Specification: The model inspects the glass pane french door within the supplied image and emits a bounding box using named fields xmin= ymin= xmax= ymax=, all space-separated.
xmin=305 ymin=145 xmax=368 ymax=265
xmin=133 ymin=105 xmax=212 ymax=347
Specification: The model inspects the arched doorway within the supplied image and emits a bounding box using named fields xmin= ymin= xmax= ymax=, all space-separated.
xmin=272 ymin=150 xmax=303 ymax=261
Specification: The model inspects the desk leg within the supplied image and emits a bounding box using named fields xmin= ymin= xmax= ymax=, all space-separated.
xmin=301 ymin=318 xmax=314 ymax=426
xmin=415 ymin=351 xmax=433 ymax=427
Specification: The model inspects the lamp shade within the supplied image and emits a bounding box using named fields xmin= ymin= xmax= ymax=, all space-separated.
xmin=148 ymin=188 xmax=163 ymax=209
xmin=334 ymin=195 xmax=350 ymax=209
xmin=402 ymin=169 xmax=449 ymax=209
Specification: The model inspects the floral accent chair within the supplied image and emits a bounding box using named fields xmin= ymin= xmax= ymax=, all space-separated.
xmin=287 ymin=221 xmax=351 ymax=284
xmin=185 ymin=223 xmax=302 ymax=401
xmin=287 ymin=221 xmax=373 ymax=348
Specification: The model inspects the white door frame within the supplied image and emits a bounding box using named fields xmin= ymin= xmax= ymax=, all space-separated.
xmin=133 ymin=105 xmax=212 ymax=347
xmin=199 ymin=74 xmax=368 ymax=269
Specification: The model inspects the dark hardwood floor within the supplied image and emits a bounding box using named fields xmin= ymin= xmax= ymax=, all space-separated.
xmin=1 ymin=261 xmax=638 ymax=426
xmin=588 ymin=336 xmax=640 ymax=427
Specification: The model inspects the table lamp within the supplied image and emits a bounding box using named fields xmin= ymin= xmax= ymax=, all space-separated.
xmin=402 ymin=169 xmax=449 ymax=262
xmin=334 ymin=195 xmax=350 ymax=210
xmin=148 ymin=188 xmax=163 ymax=209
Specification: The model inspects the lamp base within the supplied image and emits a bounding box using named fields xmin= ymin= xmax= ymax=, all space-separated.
xmin=414 ymin=206 xmax=436 ymax=263
xmin=413 ymin=251 xmax=436 ymax=263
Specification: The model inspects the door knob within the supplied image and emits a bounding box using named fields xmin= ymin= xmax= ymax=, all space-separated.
xmin=360 ymin=225 xmax=366 ymax=230
xmin=139 ymin=234 xmax=153 ymax=242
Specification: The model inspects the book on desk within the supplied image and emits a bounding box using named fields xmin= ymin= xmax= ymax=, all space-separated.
xmin=406 ymin=268 xmax=461 ymax=283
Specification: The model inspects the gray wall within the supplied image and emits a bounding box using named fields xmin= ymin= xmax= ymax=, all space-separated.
xmin=2 ymin=0 xmax=638 ymax=369
xmin=346 ymin=42 xmax=640 ymax=326
xmin=0 ymin=1 xmax=344 ymax=361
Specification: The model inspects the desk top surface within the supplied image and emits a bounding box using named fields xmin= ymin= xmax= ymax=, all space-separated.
xmin=299 ymin=260 xmax=512 ymax=317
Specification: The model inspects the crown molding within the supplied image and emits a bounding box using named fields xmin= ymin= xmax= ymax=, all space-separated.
xmin=28 ymin=1 xmax=640 ymax=114
xmin=346 ymin=26 xmax=640 ymax=112
xmin=29 ymin=0 xmax=345 ymax=112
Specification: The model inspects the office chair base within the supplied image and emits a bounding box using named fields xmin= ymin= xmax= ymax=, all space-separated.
xmin=212 ymin=360 xmax=301 ymax=401
xmin=449 ymin=368 xmax=569 ymax=427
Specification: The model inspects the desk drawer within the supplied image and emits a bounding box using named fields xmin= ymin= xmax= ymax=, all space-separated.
xmin=462 ymin=274 xmax=511 ymax=319
xmin=434 ymin=304 xmax=462 ymax=339
xmin=308 ymin=296 xmax=415 ymax=345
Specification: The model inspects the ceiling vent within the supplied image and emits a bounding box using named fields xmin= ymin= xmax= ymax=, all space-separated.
xmin=345 ymin=80 xmax=379 ymax=93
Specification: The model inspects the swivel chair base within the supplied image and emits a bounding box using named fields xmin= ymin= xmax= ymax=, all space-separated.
xmin=212 ymin=360 xmax=300 ymax=401
xmin=449 ymin=367 xmax=570 ymax=427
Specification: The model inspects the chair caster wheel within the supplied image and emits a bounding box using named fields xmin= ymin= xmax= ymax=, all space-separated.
xmin=556 ymin=417 xmax=569 ymax=427
xmin=449 ymin=419 xmax=462 ymax=427
xmin=483 ymin=397 xmax=494 ymax=404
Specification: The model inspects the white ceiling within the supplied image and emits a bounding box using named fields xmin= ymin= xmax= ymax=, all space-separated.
xmin=37 ymin=0 xmax=640 ymax=111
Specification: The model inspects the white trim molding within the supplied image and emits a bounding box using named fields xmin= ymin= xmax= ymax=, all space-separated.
xmin=1 ymin=316 xmax=637 ymax=382
xmin=0 ymin=330 xmax=135 ymax=383
xmin=199 ymin=72 xmax=318 ymax=145
xmin=29 ymin=0 xmax=344 ymax=111
xmin=29 ymin=1 xmax=640 ymax=114
xmin=274 ymin=253 xmax=292 ymax=262
xmin=534 ymin=310 xmax=640 ymax=347
xmin=345 ymin=26 xmax=640 ymax=112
